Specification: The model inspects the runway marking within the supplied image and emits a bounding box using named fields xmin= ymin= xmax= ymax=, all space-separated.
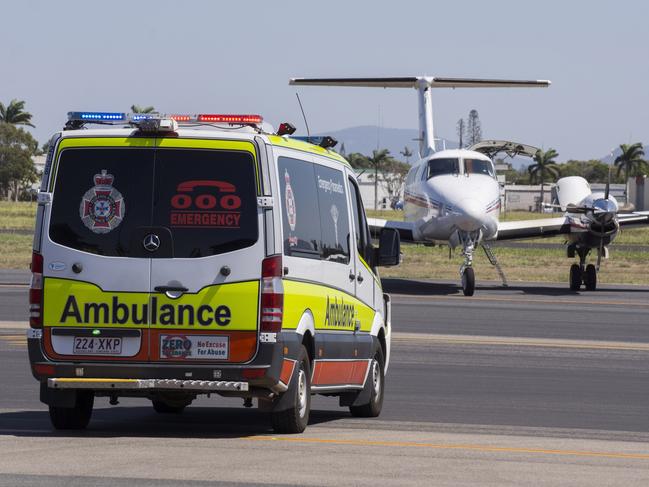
xmin=392 ymin=294 xmax=649 ymax=308
xmin=0 ymin=322 xmax=28 ymax=329
xmin=246 ymin=436 xmax=649 ymax=460
xmin=392 ymin=332 xmax=649 ymax=351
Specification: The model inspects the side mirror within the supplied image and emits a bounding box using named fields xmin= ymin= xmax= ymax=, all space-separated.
xmin=375 ymin=228 xmax=400 ymax=267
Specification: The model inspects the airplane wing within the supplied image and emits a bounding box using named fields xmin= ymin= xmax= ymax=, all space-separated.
xmin=618 ymin=212 xmax=649 ymax=228
xmin=496 ymin=217 xmax=571 ymax=241
xmin=367 ymin=218 xmax=415 ymax=242
xmin=496 ymin=212 xmax=649 ymax=240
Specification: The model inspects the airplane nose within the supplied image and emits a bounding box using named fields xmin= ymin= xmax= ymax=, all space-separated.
xmin=455 ymin=198 xmax=486 ymax=232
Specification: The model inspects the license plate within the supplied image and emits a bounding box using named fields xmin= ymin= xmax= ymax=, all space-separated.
xmin=73 ymin=336 xmax=122 ymax=355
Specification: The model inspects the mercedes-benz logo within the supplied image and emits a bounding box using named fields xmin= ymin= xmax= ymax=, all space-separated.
xmin=143 ymin=233 xmax=161 ymax=252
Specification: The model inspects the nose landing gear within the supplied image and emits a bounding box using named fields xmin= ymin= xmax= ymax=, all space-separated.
xmin=458 ymin=230 xmax=481 ymax=296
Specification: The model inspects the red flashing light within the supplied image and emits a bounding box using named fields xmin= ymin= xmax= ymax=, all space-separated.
xmin=169 ymin=114 xmax=192 ymax=122
xmin=197 ymin=114 xmax=263 ymax=124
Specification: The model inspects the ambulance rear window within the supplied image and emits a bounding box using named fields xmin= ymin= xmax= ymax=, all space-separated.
xmin=152 ymin=149 xmax=258 ymax=258
xmin=49 ymin=148 xmax=155 ymax=257
xmin=49 ymin=147 xmax=258 ymax=258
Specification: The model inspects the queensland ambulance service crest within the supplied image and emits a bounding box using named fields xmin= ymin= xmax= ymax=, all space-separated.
xmin=79 ymin=170 xmax=126 ymax=234
xmin=284 ymin=169 xmax=297 ymax=232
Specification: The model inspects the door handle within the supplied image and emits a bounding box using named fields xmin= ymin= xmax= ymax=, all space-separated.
xmin=154 ymin=285 xmax=188 ymax=293
xmin=357 ymin=273 xmax=364 ymax=283
xmin=349 ymin=271 xmax=356 ymax=281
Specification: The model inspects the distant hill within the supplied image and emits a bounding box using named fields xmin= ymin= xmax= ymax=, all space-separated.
xmin=314 ymin=125 xmax=536 ymax=168
xmin=314 ymin=125 xmax=456 ymax=163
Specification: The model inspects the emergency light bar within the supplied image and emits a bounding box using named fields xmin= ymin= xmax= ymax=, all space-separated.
xmin=67 ymin=112 xmax=263 ymax=125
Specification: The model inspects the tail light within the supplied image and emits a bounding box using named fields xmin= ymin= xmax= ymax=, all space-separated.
xmin=260 ymin=255 xmax=283 ymax=333
xmin=29 ymin=252 xmax=44 ymax=328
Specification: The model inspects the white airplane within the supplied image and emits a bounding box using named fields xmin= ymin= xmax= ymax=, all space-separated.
xmin=290 ymin=77 xmax=649 ymax=295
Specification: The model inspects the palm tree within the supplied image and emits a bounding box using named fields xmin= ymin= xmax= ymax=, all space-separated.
xmin=614 ymin=143 xmax=646 ymax=205
xmin=367 ymin=149 xmax=392 ymax=210
xmin=528 ymin=148 xmax=560 ymax=211
xmin=0 ymin=99 xmax=35 ymax=127
xmin=130 ymin=104 xmax=155 ymax=114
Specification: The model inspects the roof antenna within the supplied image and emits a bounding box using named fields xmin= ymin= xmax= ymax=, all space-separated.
xmin=295 ymin=92 xmax=311 ymax=142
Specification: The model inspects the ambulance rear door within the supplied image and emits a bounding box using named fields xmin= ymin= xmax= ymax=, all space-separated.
xmin=148 ymin=139 xmax=263 ymax=364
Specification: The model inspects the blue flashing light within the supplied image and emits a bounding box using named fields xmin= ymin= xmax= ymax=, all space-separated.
xmin=68 ymin=111 xmax=126 ymax=122
xmin=130 ymin=113 xmax=157 ymax=121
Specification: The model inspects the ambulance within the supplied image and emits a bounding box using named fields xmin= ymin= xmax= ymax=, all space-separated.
xmin=27 ymin=111 xmax=400 ymax=433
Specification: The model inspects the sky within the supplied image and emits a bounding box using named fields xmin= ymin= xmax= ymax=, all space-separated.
xmin=2 ymin=0 xmax=648 ymax=161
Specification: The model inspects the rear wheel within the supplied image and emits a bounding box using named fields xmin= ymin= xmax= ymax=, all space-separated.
xmin=271 ymin=345 xmax=311 ymax=434
xmin=569 ymin=264 xmax=582 ymax=290
xmin=49 ymin=391 xmax=94 ymax=430
xmin=584 ymin=264 xmax=597 ymax=291
xmin=349 ymin=348 xmax=385 ymax=418
xmin=461 ymin=267 xmax=475 ymax=296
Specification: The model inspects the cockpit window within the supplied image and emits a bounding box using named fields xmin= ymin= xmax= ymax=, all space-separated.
xmin=464 ymin=158 xmax=495 ymax=177
xmin=427 ymin=158 xmax=459 ymax=179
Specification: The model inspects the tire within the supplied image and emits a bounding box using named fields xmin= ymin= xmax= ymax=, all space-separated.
xmin=49 ymin=391 xmax=94 ymax=430
xmin=349 ymin=347 xmax=385 ymax=418
xmin=569 ymin=264 xmax=582 ymax=291
xmin=271 ymin=345 xmax=311 ymax=434
xmin=584 ymin=264 xmax=597 ymax=291
xmin=461 ymin=267 xmax=475 ymax=296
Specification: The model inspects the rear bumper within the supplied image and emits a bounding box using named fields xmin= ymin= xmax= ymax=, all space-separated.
xmin=28 ymin=330 xmax=303 ymax=396
xmin=48 ymin=377 xmax=249 ymax=392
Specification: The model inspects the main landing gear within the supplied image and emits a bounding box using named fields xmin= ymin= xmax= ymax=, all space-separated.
xmin=568 ymin=246 xmax=599 ymax=291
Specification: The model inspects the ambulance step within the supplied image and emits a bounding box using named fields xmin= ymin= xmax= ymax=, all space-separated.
xmin=48 ymin=378 xmax=249 ymax=392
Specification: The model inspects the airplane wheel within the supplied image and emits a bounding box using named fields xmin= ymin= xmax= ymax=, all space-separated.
xmin=461 ymin=267 xmax=475 ymax=296
xmin=584 ymin=264 xmax=597 ymax=291
xmin=569 ymin=264 xmax=582 ymax=291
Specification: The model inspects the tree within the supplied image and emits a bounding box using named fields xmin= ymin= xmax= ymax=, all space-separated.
xmin=367 ymin=149 xmax=392 ymax=210
xmin=456 ymin=118 xmax=465 ymax=148
xmin=346 ymin=152 xmax=370 ymax=169
xmin=614 ymin=143 xmax=647 ymax=205
xmin=0 ymin=123 xmax=39 ymax=201
xmin=528 ymin=148 xmax=560 ymax=210
xmin=130 ymin=104 xmax=155 ymax=114
xmin=0 ymin=99 xmax=35 ymax=128
xmin=559 ymin=159 xmax=611 ymax=183
xmin=400 ymin=146 xmax=413 ymax=163
xmin=465 ymin=109 xmax=482 ymax=146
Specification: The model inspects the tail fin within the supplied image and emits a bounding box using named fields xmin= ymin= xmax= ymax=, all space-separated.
xmin=290 ymin=77 xmax=550 ymax=158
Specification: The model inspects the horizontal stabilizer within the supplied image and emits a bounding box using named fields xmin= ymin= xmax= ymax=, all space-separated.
xmin=290 ymin=77 xmax=551 ymax=89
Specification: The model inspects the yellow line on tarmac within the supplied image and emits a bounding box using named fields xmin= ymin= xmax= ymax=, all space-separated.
xmin=392 ymin=332 xmax=649 ymax=351
xmin=392 ymin=294 xmax=649 ymax=308
xmin=246 ymin=436 xmax=649 ymax=460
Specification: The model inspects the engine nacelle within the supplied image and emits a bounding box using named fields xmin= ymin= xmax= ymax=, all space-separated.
xmin=555 ymin=176 xmax=592 ymax=210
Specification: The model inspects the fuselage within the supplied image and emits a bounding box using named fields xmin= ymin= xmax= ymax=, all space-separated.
xmin=403 ymin=149 xmax=501 ymax=244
